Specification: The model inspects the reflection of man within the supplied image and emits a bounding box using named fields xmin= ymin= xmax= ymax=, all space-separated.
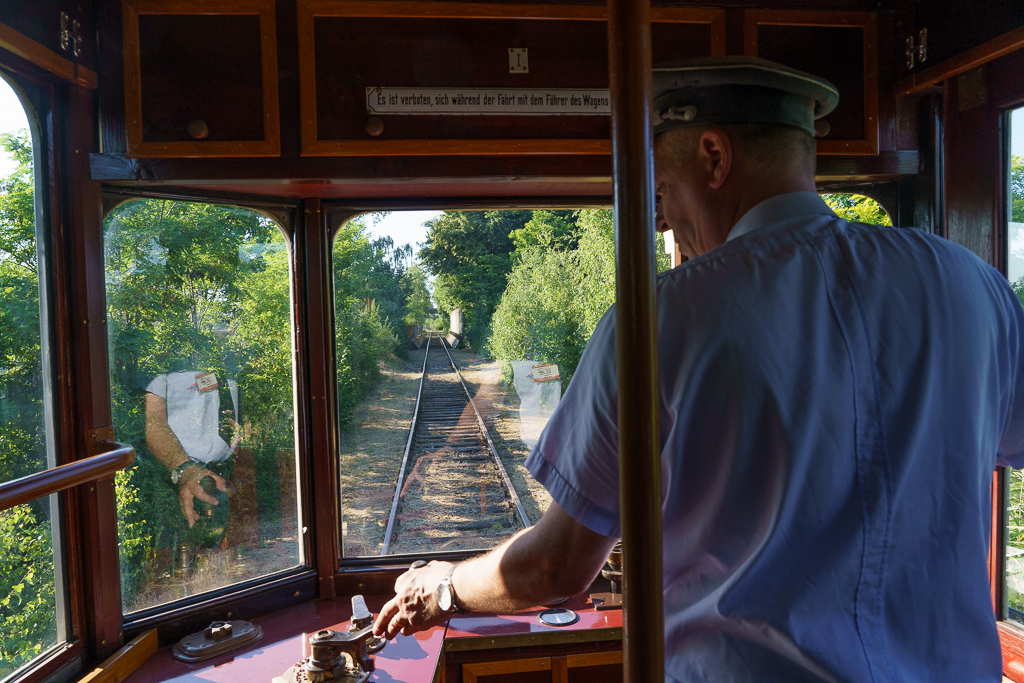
xmin=145 ymin=370 xmax=238 ymax=529
xmin=375 ymin=57 xmax=1024 ymax=682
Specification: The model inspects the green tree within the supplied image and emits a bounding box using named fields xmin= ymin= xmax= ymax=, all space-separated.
xmin=1011 ymin=155 xmax=1023 ymax=223
xmin=488 ymin=209 xmax=670 ymax=388
xmin=332 ymin=220 xmax=405 ymax=424
xmin=509 ymin=210 xmax=581 ymax=255
xmin=821 ymin=193 xmax=892 ymax=226
xmin=0 ymin=129 xmax=58 ymax=676
xmin=420 ymin=211 xmax=530 ymax=350
xmin=402 ymin=264 xmax=432 ymax=326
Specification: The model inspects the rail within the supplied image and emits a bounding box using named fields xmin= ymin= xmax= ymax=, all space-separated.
xmin=437 ymin=336 xmax=530 ymax=528
xmin=0 ymin=441 xmax=136 ymax=512
xmin=381 ymin=333 xmax=433 ymax=555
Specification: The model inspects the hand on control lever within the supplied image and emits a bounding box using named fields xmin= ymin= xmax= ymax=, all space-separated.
xmin=373 ymin=560 xmax=455 ymax=640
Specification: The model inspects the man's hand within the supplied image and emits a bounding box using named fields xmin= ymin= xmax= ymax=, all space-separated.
xmin=373 ymin=561 xmax=454 ymax=639
xmin=178 ymin=466 xmax=229 ymax=528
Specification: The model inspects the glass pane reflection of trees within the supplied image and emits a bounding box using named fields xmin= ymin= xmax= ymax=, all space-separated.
xmin=105 ymin=200 xmax=300 ymax=614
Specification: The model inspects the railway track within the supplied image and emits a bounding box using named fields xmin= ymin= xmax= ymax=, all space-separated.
xmin=381 ymin=335 xmax=530 ymax=555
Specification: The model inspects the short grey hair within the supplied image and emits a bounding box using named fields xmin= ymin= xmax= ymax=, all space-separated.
xmin=657 ymin=123 xmax=816 ymax=175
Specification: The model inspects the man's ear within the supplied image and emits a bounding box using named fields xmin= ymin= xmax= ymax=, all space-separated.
xmin=698 ymin=129 xmax=732 ymax=190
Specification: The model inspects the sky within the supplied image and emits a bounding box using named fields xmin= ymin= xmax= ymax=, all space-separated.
xmin=366 ymin=211 xmax=442 ymax=254
xmin=0 ymin=77 xmax=30 ymax=177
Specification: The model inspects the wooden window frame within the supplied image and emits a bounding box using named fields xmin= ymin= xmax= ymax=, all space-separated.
xmin=120 ymin=0 xmax=281 ymax=158
xmin=742 ymin=9 xmax=879 ymax=156
xmin=94 ymin=189 xmax=324 ymax=641
xmin=296 ymin=0 xmax=725 ymax=157
xmin=0 ymin=43 xmax=98 ymax=683
xmin=997 ymin=97 xmax=1024 ymax=681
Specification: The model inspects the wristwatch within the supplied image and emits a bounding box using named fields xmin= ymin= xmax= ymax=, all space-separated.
xmin=436 ymin=564 xmax=467 ymax=614
xmin=170 ymin=460 xmax=197 ymax=485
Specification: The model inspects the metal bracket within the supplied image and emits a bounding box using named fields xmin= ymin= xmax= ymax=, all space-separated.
xmin=85 ymin=426 xmax=116 ymax=457
xmin=905 ymin=28 xmax=927 ymax=70
xmin=59 ymin=13 xmax=83 ymax=58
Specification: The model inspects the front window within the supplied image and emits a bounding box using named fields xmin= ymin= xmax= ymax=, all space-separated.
xmin=105 ymin=198 xmax=302 ymax=614
xmin=0 ymin=75 xmax=62 ymax=675
xmin=334 ymin=209 xmax=670 ymax=557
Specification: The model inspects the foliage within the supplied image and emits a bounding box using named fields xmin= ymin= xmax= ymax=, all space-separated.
xmin=0 ymin=504 xmax=56 ymax=676
xmin=332 ymin=220 xmax=414 ymax=424
xmin=419 ymin=211 xmax=529 ymax=351
xmin=402 ymin=264 xmax=431 ymax=326
xmin=487 ymin=210 xmax=670 ymax=388
xmin=0 ymin=129 xmax=58 ymax=674
xmin=509 ymin=210 xmax=581 ymax=255
xmin=1012 ymin=155 xmax=1023 ymax=224
xmin=821 ymin=193 xmax=892 ymax=226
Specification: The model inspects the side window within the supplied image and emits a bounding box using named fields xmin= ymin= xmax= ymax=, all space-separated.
xmin=104 ymin=199 xmax=301 ymax=614
xmin=820 ymin=193 xmax=892 ymax=225
xmin=0 ymin=76 xmax=63 ymax=674
xmin=1006 ymin=106 xmax=1024 ymax=624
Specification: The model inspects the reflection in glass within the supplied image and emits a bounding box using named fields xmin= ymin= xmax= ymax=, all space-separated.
xmin=1007 ymin=106 xmax=1024 ymax=624
xmin=105 ymin=199 xmax=300 ymax=613
xmin=0 ymin=78 xmax=59 ymax=674
xmin=335 ymin=211 xmax=670 ymax=557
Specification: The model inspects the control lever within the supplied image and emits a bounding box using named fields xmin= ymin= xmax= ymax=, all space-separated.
xmin=273 ymin=595 xmax=386 ymax=683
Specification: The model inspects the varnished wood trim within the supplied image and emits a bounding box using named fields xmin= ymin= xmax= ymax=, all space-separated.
xmin=993 ymin=469 xmax=1007 ymax=616
xmin=122 ymin=0 xmax=280 ymax=158
xmin=299 ymin=0 xmax=604 ymax=20
xmin=74 ymin=63 xmax=99 ymax=90
xmin=463 ymin=656 xmax=551 ymax=682
xmin=565 ymin=650 xmax=623 ymax=668
xmin=306 ymin=139 xmax=612 ymax=156
xmin=743 ymin=10 xmax=878 ymax=155
xmin=893 ymin=25 xmax=1024 ymax=98
xmin=78 ymin=630 xmax=158 ymax=683
xmin=0 ymin=21 xmax=76 ymax=83
xmin=298 ymin=0 xmax=318 ymax=158
xmin=122 ymin=0 xmax=143 ymax=154
xmin=444 ymin=626 xmax=622 ymax=652
xmin=1000 ymin=620 xmax=1024 ymax=681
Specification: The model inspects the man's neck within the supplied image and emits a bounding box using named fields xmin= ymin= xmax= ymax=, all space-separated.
xmin=701 ymin=169 xmax=815 ymax=254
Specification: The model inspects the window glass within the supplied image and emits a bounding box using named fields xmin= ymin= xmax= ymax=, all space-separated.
xmin=0 ymin=77 xmax=60 ymax=674
xmin=335 ymin=210 xmax=671 ymax=556
xmin=105 ymin=199 xmax=301 ymax=614
xmin=820 ymin=193 xmax=892 ymax=225
xmin=1006 ymin=106 xmax=1024 ymax=624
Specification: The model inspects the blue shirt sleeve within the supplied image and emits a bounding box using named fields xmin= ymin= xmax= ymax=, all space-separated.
xmin=525 ymin=307 xmax=621 ymax=538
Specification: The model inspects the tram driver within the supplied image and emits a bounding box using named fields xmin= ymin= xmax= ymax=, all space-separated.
xmin=375 ymin=56 xmax=1024 ymax=682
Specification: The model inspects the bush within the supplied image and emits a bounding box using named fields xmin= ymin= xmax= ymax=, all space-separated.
xmin=487 ymin=209 xmax=669 ymax=389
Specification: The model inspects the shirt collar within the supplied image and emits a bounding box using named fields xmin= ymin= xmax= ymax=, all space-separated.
xmin=726 ymin=191 xmax=836 ymax=242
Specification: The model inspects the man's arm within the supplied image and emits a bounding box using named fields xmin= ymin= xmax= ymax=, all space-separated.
xmin=373 ymin=502 xmax=617 ymax=639
xmin=145 ymin=393 xmax=228 ymax=528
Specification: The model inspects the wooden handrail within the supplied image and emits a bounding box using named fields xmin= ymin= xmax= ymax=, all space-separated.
xmin=0 ymin=442 xmax=135 ymax=512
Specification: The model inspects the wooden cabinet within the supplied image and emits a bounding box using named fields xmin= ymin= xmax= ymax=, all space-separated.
xmin=297 ymin=1 xmax=724 ymax=156
xmin=744 ymin=10 xmax=878 ymax=155
xmin=460 ymin=651 xmax=622 ymax=683
xmin=121 ymin=0 xmax=280 ymax=157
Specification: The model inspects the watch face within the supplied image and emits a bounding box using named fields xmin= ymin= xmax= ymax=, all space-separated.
xmin=437 ymin=582 xmax=453 ymax=612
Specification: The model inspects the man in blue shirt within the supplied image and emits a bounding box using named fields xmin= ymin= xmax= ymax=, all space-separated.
xmin=375 ymin=57 xmax=1024 ymax=682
